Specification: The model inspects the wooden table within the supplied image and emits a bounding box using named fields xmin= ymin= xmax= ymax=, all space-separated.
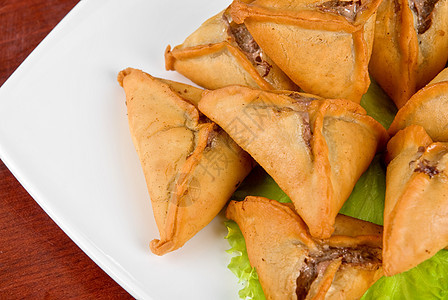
xmin=0 ymin=1 xmax=133 ymax=298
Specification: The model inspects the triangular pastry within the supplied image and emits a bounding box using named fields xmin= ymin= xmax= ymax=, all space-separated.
xmin=199 ymin=85 xmax=388 ymax=238
xmin=384 ymin=124 xmax=448 ymax=275
xmin=369 ymin=0 xmax=448 ymax=108
xmin=227 ymin=196 xmax=383 ymax=300
xmin=117 ymin=68 xmax=254 ymax=255
xmin=228 ymin=0 xmax=382 ymax=102
xmin=165 ymin=9 xmax=297 ymax=91
xmin=388 ymin=67 xmax=448 ymax=142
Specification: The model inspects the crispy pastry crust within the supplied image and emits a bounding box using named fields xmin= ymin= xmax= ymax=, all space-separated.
xmin=369 ymin=0 xmax=448 ymax=108
xmin=200 ymin=85 xmax=388 ymax=238
xmin=226 ymin=196 xmax=383 ymax=300
xmin=388 ymin=68 xmax=448 ymax=141
xmin=228 ymin=0 xmax=382 ymax=102
xmin=165 ymin=10 xmax=297 ymax=91
xmin=384 ymin=125 xmax=448 ymax=275
xmin=118 ymin=68 xmax=254 ymax=255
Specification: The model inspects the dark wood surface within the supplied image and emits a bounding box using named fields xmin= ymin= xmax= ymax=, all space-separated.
xmin=0 ymin=1 xmax=133 ymax=298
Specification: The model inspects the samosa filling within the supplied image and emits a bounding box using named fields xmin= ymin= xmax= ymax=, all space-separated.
xmin=223 ymin=14 xmax=272 ymax=78
xmin=318 ymin=0 xmax=362 ymax=22
xmin=204 ymin=127 xmax=220 ymax=151
xmin=409 ymin=0 xmax=439 ymax=34
xmin=414 ymin=159 xmax=440 ymax=178
xmin=288 ymin=92 xmax=318 ymax=103
xmin=288 ymin=93 xmax=315 ymax=149
xmin=300 ymin=113 xmax=313 ymax=149
xmin=296 ymin=246 xmax=381 ymax=299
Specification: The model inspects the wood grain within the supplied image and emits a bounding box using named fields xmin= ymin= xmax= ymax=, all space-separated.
xmin=0 ymin=1 xmax=133 ymax=298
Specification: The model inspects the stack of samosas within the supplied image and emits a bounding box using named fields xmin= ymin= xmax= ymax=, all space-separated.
xmin=117 ymin=0 xmax=448 ymax=297
xmin=383 ymin=67 xmax=448 ymax=276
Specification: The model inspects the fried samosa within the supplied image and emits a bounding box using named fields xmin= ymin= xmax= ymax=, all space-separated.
xmin=227 ymin=196 xmax=383 ymax=300
xmin=384 ymin=125 xmax=448 ymax=276
xmin=227 ymin=0 xmax=382 ymax=102
xmin=388 ymin=67 xmax=448 ymax=141
xmin=165 ymin=9 xmax=297 ymax=91
xmin=117 ymin=68 xmax=254 ymax=255
xmin=199 ymin=86 xmax=388 ymax=238
xmin=369 ymin=0 xmax=448 ymax=108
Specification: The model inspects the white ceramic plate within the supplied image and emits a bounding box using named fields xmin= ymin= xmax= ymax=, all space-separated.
xmin=0 ymin=1 xmax=239 ymax=299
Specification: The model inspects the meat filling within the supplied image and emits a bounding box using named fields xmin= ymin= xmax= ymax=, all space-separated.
xmin=299 ymin=112 xmax=313 ymax=150
xmin=409 ymin=0 xmax=439 ymax=34
xmin=296 ymin=246 xmax=381 ymax=299
xmin=318 ymin=0 xmax=362 ymax=22
xmin=414 ymin=159 xmax=440 ymax=178
xmin=223 ymin=14 xmax=272 ymax=77
xmin=288 ymin=93 xmax=315 ymax=149
xmin=288 ymin=92 xmax=318 ymax=103
xmin=205 ymin=127 xmax=219 ymax=151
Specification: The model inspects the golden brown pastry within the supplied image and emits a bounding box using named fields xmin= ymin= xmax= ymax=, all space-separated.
xmin=384 ymin=125 xmax=448 ymax=276
xmin=369 ymin=0 xmax=448 ymax=108
xmin=117 ymin=68 xmax=254 ymax=255
xmin=388 ymin=67 xmax=448 ymax=141
xmin=227 ymin=0 xmax=382 ymax=102
xmin=227 ymin=196 xmax=383 ymax=300
xmin=165 ymin=9 xmax=297 ymax=91
xmin=199 ymin=85 xmax=388 ymax=238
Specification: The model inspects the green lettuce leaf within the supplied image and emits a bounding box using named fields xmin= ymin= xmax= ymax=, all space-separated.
xmin=360 ymin=78 xmax=397 ymax=129
xmin=339 ymin=154 xmax=386 ymax=226
xmin=362 ymin=251 xmax=448 ymax=300
xmin=225 ymin=79 xmax=448 ymax=299
xmin=225 ymin=220 xmax=266 ymax=300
